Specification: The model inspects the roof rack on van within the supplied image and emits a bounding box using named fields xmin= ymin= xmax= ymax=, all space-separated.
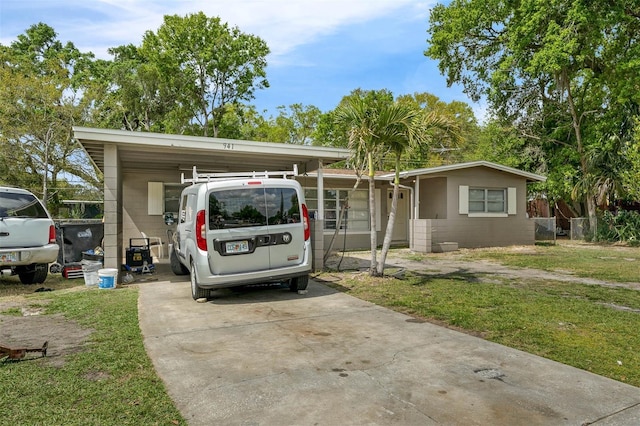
xmin=181 ymin=165 xmax=299 ymax=184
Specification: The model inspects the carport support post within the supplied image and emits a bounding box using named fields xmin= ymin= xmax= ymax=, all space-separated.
xmin=102 ymin=144 xmax=123 ymax=275
xmin=312 ymin=161 xmax=325 ymax=271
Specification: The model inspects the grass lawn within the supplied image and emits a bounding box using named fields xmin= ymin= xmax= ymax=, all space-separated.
xmin=321 ymin=242 xmax=640 ymax=387
xmin=455 ymin=241 xmax=640 ymax=283
xmin=0 ymin=285 xmax=186 ymax=425
xmin=1 ymin=241 xmax=638 ymax=424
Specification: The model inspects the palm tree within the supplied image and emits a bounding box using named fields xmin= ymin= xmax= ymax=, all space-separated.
xmin=334 ymin=93 xmax=390 ymax=276
xmin=572 ymin=134 xmax=631 ymax=237
xmin=336 ymin=92 xmax=462 ymax=277
xmin=376 ymin=107 xmax=461 ymax=275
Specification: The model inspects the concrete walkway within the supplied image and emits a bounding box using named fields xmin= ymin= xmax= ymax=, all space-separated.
xmin=138 ymin=269 xmax=640 ymax=425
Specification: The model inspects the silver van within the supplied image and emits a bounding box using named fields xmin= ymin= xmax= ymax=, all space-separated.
xmin=170 ymin=167 xmax=312 ymax=300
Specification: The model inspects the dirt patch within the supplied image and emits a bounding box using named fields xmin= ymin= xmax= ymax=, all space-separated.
xmin=0 ymin=296 xmax=93 ymax=366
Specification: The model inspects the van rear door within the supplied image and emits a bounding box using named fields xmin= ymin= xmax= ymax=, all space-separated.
xmin=263 ymin=185 xmax=306 ymax=269
xmin=206 ymin=185 xmax=271 ymax=275
xmin=205 ymin=182 xmax=306 ymax=276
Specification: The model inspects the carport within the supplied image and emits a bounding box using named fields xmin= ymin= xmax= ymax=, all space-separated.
xmin=73 ymin=127 xmax=350 ymax=272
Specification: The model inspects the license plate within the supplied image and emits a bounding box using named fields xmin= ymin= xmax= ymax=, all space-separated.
xmin=225 ymin=240 xmax=249 ymax=254
xmin=0 ymin=252 xmax=19 ymax=263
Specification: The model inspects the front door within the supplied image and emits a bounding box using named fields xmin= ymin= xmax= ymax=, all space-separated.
xmin=387 ymin=189 xmax=408 ymax=242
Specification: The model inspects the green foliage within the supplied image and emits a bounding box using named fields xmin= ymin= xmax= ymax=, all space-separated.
xmin=596 ymin=210 xmax=640 ymax=244
xmin=0 ymin=23 xmax=101 ymax=211
xmin=139 ymin=12 xmax=270 ymax=137
xmin=426 ymin=0 xmax=640 ymax=230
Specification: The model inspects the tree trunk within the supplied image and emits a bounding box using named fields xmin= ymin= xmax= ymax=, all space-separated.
xmin=368 ymin=152 xmax=379 ymax=276
xmin=377 ymin=159 xmax=401 ymax=276
xmin=563 ymin=70 xmax=598 ymax=236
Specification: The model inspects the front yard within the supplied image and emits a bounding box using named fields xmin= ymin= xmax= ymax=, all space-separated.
xmin=320 ymin=242 xmax=640 ymax=387
xmin=1 ymin=242 xmax=639 ymax=423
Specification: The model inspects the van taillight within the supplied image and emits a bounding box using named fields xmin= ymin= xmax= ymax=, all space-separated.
xmin=49 ymin=225 xmax=56 ymax=244
xmin=196 ymin=210 xmax=207 ymax=251
xmin=302 ymin=204 xmax=310 ymax=241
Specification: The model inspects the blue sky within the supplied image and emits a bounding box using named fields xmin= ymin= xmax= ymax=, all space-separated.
xmin=0 ymin=0 xmax=485 ymax=120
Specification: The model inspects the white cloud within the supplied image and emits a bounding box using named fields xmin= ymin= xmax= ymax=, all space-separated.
xmin=2 ymin=1 xmax=436 ymax=60
xmin=8 ymin=1 xmax=426 ymax=57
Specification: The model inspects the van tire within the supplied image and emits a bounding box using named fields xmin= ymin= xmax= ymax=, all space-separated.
xmin=190 ymin=261 xmax=209 ymax=300
xmin=18 ymin=263 xmax=48 ymax=284
xmin=289 ymin=274 xmax=309 ymax=292
xmin=170 ymin=249 xmax=189 ymax=275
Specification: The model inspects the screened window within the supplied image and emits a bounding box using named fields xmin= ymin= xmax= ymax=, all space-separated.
xmin=305 ymin=189 xmax=369 ymax=231
xmin=469 ymin=188 xmax=506 ymax=213
xmin=164 ymin=184 xmax=184 ymax=214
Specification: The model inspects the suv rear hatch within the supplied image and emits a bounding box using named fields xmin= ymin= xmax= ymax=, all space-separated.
xmin=0 ymin=191 xmax=53 ymax=249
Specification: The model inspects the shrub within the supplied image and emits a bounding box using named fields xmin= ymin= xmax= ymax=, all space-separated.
xmin=596 ymin=210 xmax=640 ymax=243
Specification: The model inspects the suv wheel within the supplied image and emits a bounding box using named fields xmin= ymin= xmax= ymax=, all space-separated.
xmin=18 ymin=263 xmax=48 ymax=284
xmin=289 ymin=274 xmax=309 ymax=292
xmin=170 ymin=248 xmax=189 ymax=275
xmin=190 ymin=261 xmax=209 ymax=300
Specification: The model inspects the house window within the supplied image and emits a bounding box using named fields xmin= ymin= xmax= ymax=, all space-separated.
xmin=469 ymin=188 xmax=506 ymax=213
xmin=305 ymin=189 xmax=369 ymax=231
xmin=148 ymin=182 xmax=185 ymax=215
xmin=164 ymin=184 xmax=184 ymax=214
xmin=459 ymin=185 xmax=517 ymax=216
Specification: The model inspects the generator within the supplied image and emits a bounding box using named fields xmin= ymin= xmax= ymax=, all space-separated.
xmin=125 ymin=238 xmax=153 ymax=270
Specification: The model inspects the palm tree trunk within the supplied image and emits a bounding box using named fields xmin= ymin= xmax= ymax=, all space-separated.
xmin=368 ymin=151 xmax=379 ymax=276
xmin=377 ymin=156 xmax=401 ymax=275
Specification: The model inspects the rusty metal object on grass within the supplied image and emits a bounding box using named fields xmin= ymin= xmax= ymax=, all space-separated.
xmin=0 ymin=341 xmax=48 ymax=360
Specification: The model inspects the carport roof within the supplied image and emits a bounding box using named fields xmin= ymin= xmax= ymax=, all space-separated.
xmin=73 ymin=127 xmax=350 ymax=174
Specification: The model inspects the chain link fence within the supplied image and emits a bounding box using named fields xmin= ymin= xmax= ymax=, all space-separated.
xmin=570 ymin=217 xmax=595 ymax=241
xmin=533 ymin=217 xmax=556 ymax=243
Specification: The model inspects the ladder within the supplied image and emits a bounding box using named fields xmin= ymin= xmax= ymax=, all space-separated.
xmin=181 ymin=165 xmax=299 ymax=184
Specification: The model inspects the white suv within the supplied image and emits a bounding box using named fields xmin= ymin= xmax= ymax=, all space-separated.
xmin=170 ymin=167 xmax=312 ymax=300
xmin=0 ymin=187 xmax=59 ymax=284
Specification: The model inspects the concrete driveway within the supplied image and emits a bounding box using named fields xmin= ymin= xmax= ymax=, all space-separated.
xmin=138 ymin=272 xmax=640 ymax=425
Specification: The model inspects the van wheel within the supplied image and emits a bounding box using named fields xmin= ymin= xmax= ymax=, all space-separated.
xmin=289 ymin=274 xmax=309 ymax=292
xmin=190 ymin=262 xmax=209 ymax=300
xmin=18 ymin=263 xmax=48 ymax=284
xmin=170 ymin=249 xmax=189 ymax=275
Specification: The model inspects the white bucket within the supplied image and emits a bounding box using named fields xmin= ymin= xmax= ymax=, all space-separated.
xmin=82 ymin=260 xmax=102 ymax=286
xmin=98 ymin=268 xmax=118 ymax=289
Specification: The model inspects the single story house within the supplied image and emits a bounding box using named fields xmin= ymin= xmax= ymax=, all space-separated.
xmin=74 ymin=127 xmax=545 ymax=272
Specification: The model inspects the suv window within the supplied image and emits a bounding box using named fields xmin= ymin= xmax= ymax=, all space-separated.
xmin=0 ymin=192 xmax=49 ymax=218
xmin=209 ymin=187 xmax=300 ymax=229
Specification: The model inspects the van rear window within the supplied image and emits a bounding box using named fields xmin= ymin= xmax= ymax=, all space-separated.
xmin=209 ymin=188 xmax=300 ymax=229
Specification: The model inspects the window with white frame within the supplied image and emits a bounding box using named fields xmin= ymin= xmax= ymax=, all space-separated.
xmin=148 ymin=182 xmax=186 ymax=215
xmin=459 ymin=185 xmax=517 ymax=216
xmin=469 ymin=188 xmax=506 ymax=213
xmin=305 ymin=189 xmax=369 ymax=231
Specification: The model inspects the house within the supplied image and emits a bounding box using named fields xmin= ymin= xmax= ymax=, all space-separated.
xmin=304 ymin=162 xmax=546 ymax=254
xmin=74 ymin=127 xmax=545 ymax=272
xmin=386 ymin=162 xmax=546 ymax=251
